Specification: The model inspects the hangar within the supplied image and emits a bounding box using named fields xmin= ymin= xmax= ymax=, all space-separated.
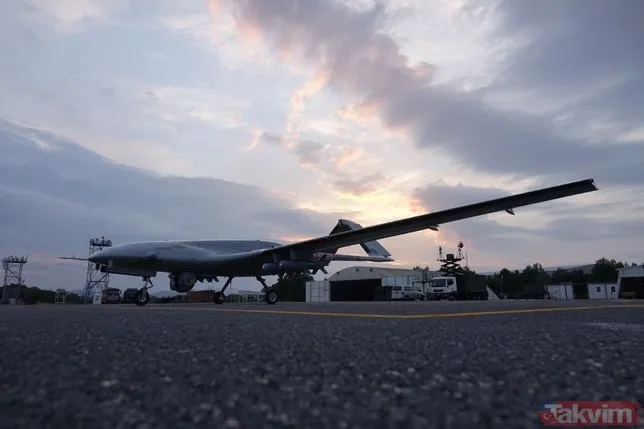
xmin=306 ymin=266 xmax=431 ymax=302
xmin=616 ymin=265 xmax=644 ymax=299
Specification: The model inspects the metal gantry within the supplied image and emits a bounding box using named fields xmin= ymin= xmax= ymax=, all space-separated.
xmin=84 ymin=237 xmax=112 ymax=303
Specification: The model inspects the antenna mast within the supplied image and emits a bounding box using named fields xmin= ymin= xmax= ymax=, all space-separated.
xmin=436 ymin=242 xmax=465 ymax=276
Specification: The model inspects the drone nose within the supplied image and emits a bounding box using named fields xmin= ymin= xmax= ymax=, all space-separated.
xmin=89 ymin=248 xmax=109 ymax=263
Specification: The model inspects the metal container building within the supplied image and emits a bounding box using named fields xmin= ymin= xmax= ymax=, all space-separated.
xmin=306 ymin=280 xmax=330 ymax=303
xmin=548 ymin=283 xmax=619 ymax=300
xmin=616 ymin=265 xmax=644 ymax=299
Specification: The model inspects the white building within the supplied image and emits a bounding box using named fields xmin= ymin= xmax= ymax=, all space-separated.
xmin=548 ymin=283 xmax=619 ymax=300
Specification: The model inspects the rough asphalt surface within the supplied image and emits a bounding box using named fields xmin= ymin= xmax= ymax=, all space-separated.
xmin=1 ymin=300 xmax=643 ymax=429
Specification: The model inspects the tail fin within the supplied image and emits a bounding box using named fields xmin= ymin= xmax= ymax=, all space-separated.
xmin=327 ymin=219 xmax=392 ymax=258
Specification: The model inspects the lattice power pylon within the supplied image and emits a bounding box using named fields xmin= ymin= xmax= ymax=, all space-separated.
xmin=2 ymin=255 xmax=28 ymax=286
xmin=1 ymin=255 xmax=28 ymax=304
xmin=84 ymin=237 xmax=112 ymax=303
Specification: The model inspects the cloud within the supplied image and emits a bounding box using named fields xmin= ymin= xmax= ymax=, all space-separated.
xmin=332 ymin=172 xmax=392 ymax=197
xmin=11 ymin=0 xmax=131 ymax=33
xmin=215 ymin=0 xmax=644 ymax=188
xmin=0 ymin=64 xmax=253 ymax=176
xmin=161 ymin=1 xmax=310 ymax=75
xmin=0 ymin=121 xmax=342 ymax=290
xmin=248 ymin=129 xmax=400 ymax=202
xmin=249 ymin=130 xmax=330 ymax=169
xmin=330 ymin=145 xmax=364 ymax=168
xmin=137 ymin=84 xmax=249 ymax=129
xmin=0 ymin=1 xmax=273 ymax=180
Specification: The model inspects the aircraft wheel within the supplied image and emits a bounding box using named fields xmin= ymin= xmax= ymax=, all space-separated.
xmin=213 ymin=291 xmax=225 ymax=305
xmin=264 ymin=289 xmax=278 ymax=305
xmin=135 ymin=289 xmax=149 ymax=306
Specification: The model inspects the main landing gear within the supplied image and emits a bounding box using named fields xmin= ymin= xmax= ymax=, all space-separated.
xmin=135 ymin=277 xmax=154 ymax=306
xmin=212 ymin=276 xmax=279 ymax=305
xmin=212 ymin=277 xmax=233 ymax=305
xmin=257 ymin=276 xmax=279 ymax=305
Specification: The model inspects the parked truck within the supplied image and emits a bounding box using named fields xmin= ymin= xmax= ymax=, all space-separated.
xmin=101 ymin=287 xmax=122 ymax=304
xmin=426 ymin=274 xmax=488 ymax=300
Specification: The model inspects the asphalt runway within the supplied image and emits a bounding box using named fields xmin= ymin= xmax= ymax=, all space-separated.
xmin=1 ymin=300 xmax=643 ymax=429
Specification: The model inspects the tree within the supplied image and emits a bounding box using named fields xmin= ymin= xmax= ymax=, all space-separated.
xmin=550 ymin=268 xmax=569 ymax=284
xmin=521 ymin=263 xmax=548 ymax=285
xmin=550 ymin=267 xmax=587 ymax=284
xmin=485 ymin=268 xmax=522 ymax=297
xmin=591 ymin=258 xmax=624 ymax=282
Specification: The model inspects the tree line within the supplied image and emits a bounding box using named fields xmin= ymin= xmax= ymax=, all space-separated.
xmin=413 ymin=257 xmax=639 ymax=298
xmin=478 ymin=257 xmax=638 ymax=297
xmin=0 ymin=285 xmax=84 ymax=305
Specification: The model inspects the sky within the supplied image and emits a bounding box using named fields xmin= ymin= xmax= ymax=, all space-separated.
xmin=1 ymin=0 xmax=643 ymax=292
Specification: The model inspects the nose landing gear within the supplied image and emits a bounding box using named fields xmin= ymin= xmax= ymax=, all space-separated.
xmin=135 ymin=277 xmax=154 ymax=306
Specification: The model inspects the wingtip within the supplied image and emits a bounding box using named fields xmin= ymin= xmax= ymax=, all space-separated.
xmin=578 ymin=178 xmax=598 ymax=192
xmin=586 ymin=178 xmax=599 ymax=191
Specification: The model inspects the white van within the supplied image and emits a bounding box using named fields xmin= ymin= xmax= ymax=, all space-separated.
xmin=391 ymin=284 xmax=425 ymax=300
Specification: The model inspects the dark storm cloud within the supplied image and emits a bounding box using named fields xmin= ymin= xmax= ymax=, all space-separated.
xmin=0 ymin=120 xmax=338 ymax=288
xmin=494 ymin=0 xmax=644 ymax=93
xmin=220 ymin=0 xmax=644 ymax=186
xmin=487 ymin=0 xmax=644 ymax=178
